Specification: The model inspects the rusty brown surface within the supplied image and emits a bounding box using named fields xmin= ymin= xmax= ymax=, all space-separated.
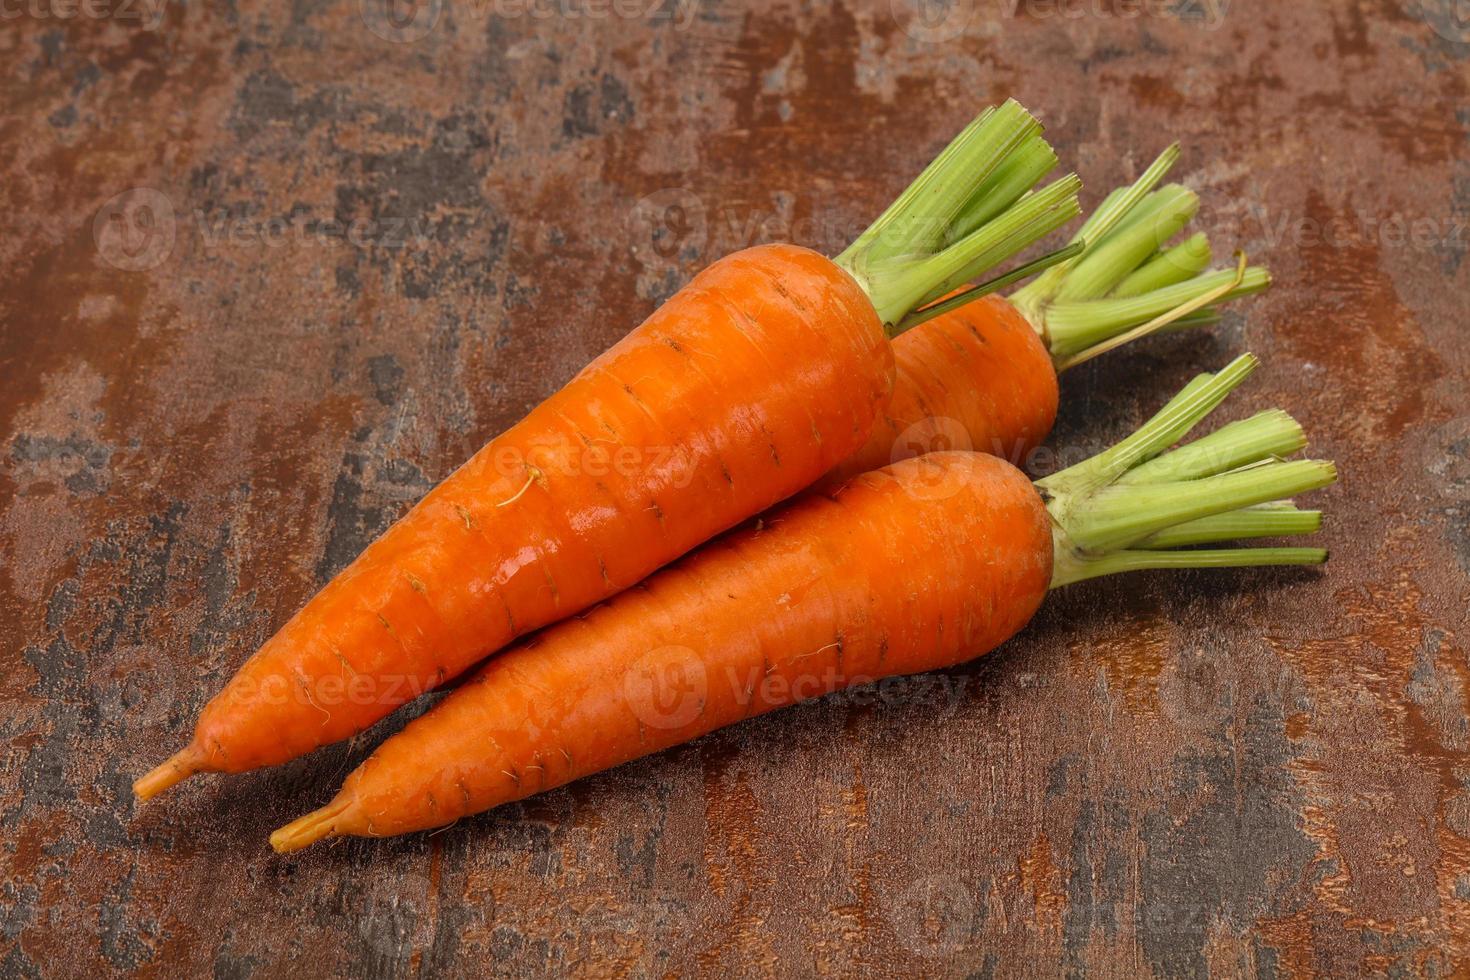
xmin=2 ymin=0 xmax=1469 ymax=976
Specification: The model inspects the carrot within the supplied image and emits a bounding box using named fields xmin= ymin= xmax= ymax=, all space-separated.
xmin=822 ymin=292 xmax=1058 ymax=486
xmin=823 ymin=145 xmax=1272 ymax=487
xmin=271 ymin=353 xmax=1336 ymax=850
xmin=135 ymin=101 xmax=1084 ymax=798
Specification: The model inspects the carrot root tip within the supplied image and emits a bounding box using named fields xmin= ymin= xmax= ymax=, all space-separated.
xmin=133 ymin=745 xmax=207 ymax=801
xmin=270 ymin=797 xmax=353 ymax=854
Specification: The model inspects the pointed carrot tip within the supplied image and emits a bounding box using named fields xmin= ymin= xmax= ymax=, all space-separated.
xmin=133 ymin=744 xmax=207 ymax=801
xmin=270 ymin=796 xmax=353 ymax=854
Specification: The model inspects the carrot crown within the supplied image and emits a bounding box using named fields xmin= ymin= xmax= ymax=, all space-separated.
xmin=1039 ymin=353 xmax=1337 ymax=589
xmin=834 ymin=100 xmax=1083 ymax=332
xmin=1008 ymin=145 xmax=1272 ymax=371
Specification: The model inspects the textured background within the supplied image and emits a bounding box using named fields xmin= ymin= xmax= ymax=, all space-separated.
xmin=3 ymin=0 xmax=1469 ymax=976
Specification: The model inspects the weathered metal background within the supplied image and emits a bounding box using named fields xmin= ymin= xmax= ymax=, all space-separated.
xmin=3 ymin=0 xmax=1468 ymax=975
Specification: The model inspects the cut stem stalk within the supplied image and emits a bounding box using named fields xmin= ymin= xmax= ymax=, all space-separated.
xmin=1136 ymin=504 xmax=1322 ymax=549
xmin=1112 ymin=232 xmax=1212 ymax=298
xmin=1052 ymin=547 xmax=1327 ymax=588
xmin=835 ymin=99 xmax=1081 ymax=332
xmin=1040 ymin=353 xmax=1336 ymax=589
xmin=1046 ymin=265 xmax=1270 ymax=360
xmin=1119 ymin=409 xmax=1306 ymax=485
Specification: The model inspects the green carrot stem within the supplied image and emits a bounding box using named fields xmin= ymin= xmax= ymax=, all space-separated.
xmin=1050 ymin=547 xmax=1327 ymax=589
xmin=1039 ymin=352 xmax=1336 ymax=587
xmin=1068 ymin=459 xmax=1337 ymax=553
xmin=1039 ymin=353 xmax=1259 ymax=495
xmin=947 ymin=135 xmax=1059 ymax=244
xmin=1111 ymin=232 xmax=1212 ymax=298
xmin=1119 ymin=409 xmax=1306 ymax=485
xmin=892 ymin=242 xmax=1084 ymax=337
xmin=842 ymin=101 xmax=1037 ymax=261
xmin=1012 ymin=143 xmax=1180 ymax=314
xmin=835 ymin=100 xmax=1080 ymax=331
xmin=1136 ymin=504 xmax=1322 ymax=549
xmin=1051 ymin=185 xmax=1200 ymax=303
xmin=1157 ymin=308 xmax=1221 ymax=333
xmin=889 ymin=175 xmax=1083 ymax=320
xmin=839 ymin=103 xmax=1004 ymax=264
xmin=1043 ymin=265 xmax=1270 ymax=360
xmin=1001 ymin=146 xmax=1268 ymax=367
xmin=1052 ymin=253 xmax=1251 ymax=372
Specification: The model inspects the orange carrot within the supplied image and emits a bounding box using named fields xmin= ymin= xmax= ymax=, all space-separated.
xmin=136 ymin=101 xmax=1083 ymax=798
xmin=823 ymin=292 xmax=1057 ymax=485
xmin=825 ymin=145 xmax=1271 ymax=487
xmin=272 ymin=354 xmax=1335 ymax=850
